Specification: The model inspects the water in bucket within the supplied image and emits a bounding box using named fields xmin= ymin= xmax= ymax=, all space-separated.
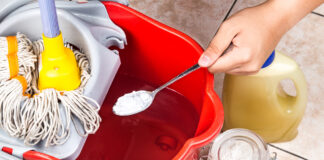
xmin=78 ymin=73 xmax=199 ymax=160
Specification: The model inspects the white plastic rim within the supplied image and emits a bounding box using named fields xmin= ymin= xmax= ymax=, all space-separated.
xmin=208 ymin=128 xmax=270 ymax=160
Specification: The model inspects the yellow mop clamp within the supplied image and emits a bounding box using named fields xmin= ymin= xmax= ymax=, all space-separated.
xmin=38 ymin=0 xmax=80 ymax=91
xmin=38 ymin=33 xmax=81 ymax=91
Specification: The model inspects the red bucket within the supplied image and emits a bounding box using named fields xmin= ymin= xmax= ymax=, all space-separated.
xmin=78 ymin=2 xmax=224 ymax=160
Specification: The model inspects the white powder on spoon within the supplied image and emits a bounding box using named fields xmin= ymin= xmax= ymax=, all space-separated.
xmin=113 ymin=90 xmax=153 ymax=116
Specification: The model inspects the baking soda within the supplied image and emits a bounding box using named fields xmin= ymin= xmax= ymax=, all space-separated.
xmin=219 ymin=139 xmax=254 ymax=160
xmin=113 ymin=90 xmax=153 ymax=116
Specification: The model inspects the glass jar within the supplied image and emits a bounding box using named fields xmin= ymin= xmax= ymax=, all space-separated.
xmin=204 ymin=129 xmax=277 ymax=160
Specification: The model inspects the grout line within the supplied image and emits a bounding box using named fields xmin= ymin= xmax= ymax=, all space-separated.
xmin=209 ymin=0 xmax=238 ymax=46
xmin=222 ymin=0 xmax=238 ymax=22
xmin=268 ymin=144 xmax=308 ymax=160
xmin=311 ymin=11 xmax=324 ymax=17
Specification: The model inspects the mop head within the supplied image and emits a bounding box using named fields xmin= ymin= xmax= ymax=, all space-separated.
xmin=0 ymin=33 xmax=101 ymax=147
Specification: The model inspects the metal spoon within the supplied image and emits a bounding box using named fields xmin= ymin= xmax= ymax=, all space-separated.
xmin=113 ymin=64 xmax=200 ymax=116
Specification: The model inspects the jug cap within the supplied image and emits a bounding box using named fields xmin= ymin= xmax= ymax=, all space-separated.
xmin=261 ymin=50 xmax=275 ymax=68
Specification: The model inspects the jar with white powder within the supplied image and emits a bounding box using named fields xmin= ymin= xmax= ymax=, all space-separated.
xmin=206 ymin=129 xmax=277 ymax=160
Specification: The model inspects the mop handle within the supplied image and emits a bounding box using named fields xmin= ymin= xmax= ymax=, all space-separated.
xmin=38 ymin=0 xmax=60 ymax=38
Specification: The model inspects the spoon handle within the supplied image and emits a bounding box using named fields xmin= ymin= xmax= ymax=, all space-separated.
xmin=153 ymin=64 xmax=200 ymax=94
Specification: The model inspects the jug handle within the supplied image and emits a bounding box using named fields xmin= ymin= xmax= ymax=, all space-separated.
xmin=276 ymin=67 xmax=307 ymax=114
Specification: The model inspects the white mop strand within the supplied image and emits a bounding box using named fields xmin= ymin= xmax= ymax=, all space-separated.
xmin=73 ymin=48 xmax=91 ymax=89
xmin=16 ymin=33 xmax=37 ymax=72
xmin=63 ymin=44 xmax=100 ymax=136
xmin=58 ymin=90 xmax=100 ymax=136
xmin=0 ymin=33 xmax=36 ymax=81
xmin=30 ymin=40 xmax=42 ymax=94
xmin=0 ymin=78 xmax=28 ymax=137
xmin=0 ymin=33 xmax=36 ymax=139
xmin=24 ymin=89 xmax=69 ymax=146
xmin=0 ymin=37 xmax=10 ymax=79
xmin=19 ymin=40 xmax=101 ymax=147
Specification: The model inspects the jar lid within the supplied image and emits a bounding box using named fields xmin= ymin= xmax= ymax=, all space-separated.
xmin=208 ymin=129 xmax=270 ymax=160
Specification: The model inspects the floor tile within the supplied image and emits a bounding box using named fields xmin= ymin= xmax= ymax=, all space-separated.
xmin=272 ymin=13 xmax=324 ymax=160
xmin=229 ymin=0 xmax=265 ymax=16
xmin=268 ymin=144 xmax=307 ymax=160
xmin=314 ymin=4 xmax=324 ymax=15
xmin=129 ymin=0 xmax=235 ymax=48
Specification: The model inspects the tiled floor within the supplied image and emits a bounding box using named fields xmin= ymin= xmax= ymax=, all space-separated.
xmin=129 ymin=0 xmax=235 ymax=48
xmin=273 ymin=13 xmax=324 ymax=160
xmin=314 ymin=4 xmax=324 ymax=15
xmin=130 ymin=0 xmax=324 ymax=159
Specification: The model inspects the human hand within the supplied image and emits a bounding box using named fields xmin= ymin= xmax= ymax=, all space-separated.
xmin=198 ymin=1 xmax=289 ymax=75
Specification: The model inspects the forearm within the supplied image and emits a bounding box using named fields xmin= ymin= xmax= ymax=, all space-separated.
xmin=265 ymin=0 xmax=323 ymax=34
xmin=199 ymin=0 xmax=323 ymax=74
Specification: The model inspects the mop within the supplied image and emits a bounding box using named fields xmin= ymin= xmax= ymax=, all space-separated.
xmin=18 ymin=0 xmax=101 ymax=146
xmin=21 ymin=41 xmax=101 ymax=146
xmin=0 ymin=33 xmax=37 ymax=137
xmin=0 ymin=0 xmax=101 ymax=147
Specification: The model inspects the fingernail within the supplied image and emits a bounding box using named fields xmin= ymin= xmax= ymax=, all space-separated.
xmin=198 ymin=54 xmax=210 ymax=67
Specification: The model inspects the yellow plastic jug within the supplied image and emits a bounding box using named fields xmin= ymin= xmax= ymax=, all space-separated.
xmin=222 ymin=50 xmax=307 ymax=142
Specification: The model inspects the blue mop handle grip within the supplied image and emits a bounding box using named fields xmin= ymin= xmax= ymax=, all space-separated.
xmin=38 ymin=0 xmax=60 ymax=38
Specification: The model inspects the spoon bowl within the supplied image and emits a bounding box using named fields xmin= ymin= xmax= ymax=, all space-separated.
xmin=113 ymin=64 xmax=200 ymax=116
xmin=112 ymin=90 xmax=155 ymax=116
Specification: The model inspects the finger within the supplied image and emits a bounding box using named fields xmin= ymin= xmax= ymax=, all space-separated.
xmin=198 ymin=21 xmax=239 ymax=67
xmin=225 ymin=66 xmax=241 ymax=74
xmin=226 ymin=69 xmax=259 ymax=75
xmin=207 ymin=47 xmax=245 ymax=73
xmin=226 ymin=63 xmax=260 ymax=75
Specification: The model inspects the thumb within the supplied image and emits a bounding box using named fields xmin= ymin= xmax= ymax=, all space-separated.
xmin=198 ymin=23 xmax=238 ymax=67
